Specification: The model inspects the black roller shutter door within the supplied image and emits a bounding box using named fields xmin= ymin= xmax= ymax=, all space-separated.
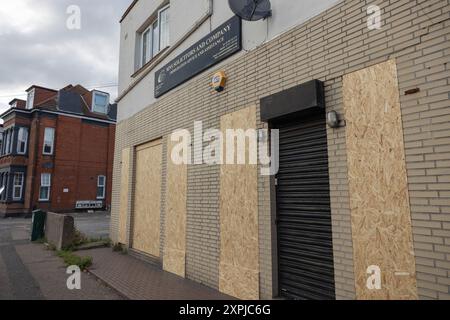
xmin=275 ymin=111 xmax=335 ymax=300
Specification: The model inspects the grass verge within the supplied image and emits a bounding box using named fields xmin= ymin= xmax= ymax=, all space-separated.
xmin=56 ymin=250 xmax=93 ymax=271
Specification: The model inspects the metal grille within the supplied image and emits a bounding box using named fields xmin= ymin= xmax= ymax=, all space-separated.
xmin=275 ymin=111 xmax=335 ymax=300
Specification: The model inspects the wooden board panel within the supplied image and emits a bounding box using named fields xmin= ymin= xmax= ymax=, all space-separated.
xmin=118 ymin=148 xmax=130 ymax=244
xmin=343 ymin=60 xmax=418 ymax=299
xmin=163 ymin=137 xmax=188 ymax=277
xmin=132 ymin=139 xmax=163 ymax=257
xmin=219 ymin=105 xmax=259 ymax=300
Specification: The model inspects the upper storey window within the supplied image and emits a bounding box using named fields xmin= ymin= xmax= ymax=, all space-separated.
xmin=17 ymin=127 xmax=29 ymax=155
xmin=140 ymin=5 xmax=170 ymax=67
xmin=43 ymin=127 xmax=55 ymax=155
xmin=92 ymin=91 xmax=110 ymax=114
xmin=26 ymin=89 xmax=35 ymax=109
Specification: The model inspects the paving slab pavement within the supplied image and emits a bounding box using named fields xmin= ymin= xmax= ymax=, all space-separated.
xmin=2 ymin=216 xmax=231 ymax=300
xmin=15 ymin=243 xmax=122 ymax=300
xmin=77 ymin=247 xmax=233 ymax=300
xmin=0 ymin=218 xmax=122 ymax=300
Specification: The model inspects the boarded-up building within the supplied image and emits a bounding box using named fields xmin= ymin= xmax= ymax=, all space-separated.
xmin=112 ymin=0 xmax=450 ymax=300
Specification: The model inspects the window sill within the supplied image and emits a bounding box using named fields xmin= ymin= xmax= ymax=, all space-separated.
xmin=131 ymin=47 xmax=169 ymax=79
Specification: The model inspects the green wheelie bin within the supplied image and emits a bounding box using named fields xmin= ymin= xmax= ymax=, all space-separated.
xmin=31 ymin=210 xmax=46 ymax=241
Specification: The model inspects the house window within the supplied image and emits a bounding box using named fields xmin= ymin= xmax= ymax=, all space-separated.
xmin=12 ymin=173 xmax=24 ymax=201
xmin=39 ymin=173 xmax=51 ymax=201
xmin=26 ymin=89 xmax=35 ymax=109
xmin=151 ymin=20 xmax=160 ymax=57
xmin=142 ymin=27 xmax=152 ymax=66
xmin=8 ymin=130 xmax=13 ymax=154
xmin=97 ymin=175 xmax=106 ymax=199
xmin=140 ymin=5 xmax=170 ymax=67
xmin=43 ymin=127 xmax=55 ymax=155
xmin=159 ymin=6 xmax=170 ymax=50
xmin=0 ymin=132 xmax=3 ymax=156
xmin=92 ymin=91 xmax=109 ymax=114
xmin=17 ymin=128 xmax=28 ymax=155
xmin=0 ymin=173 xmax=4 ymax=200
xmin=1 ymin=173 xmax=9 ymax=201
xmin=3 ymin=129 xmax=13 ymax=155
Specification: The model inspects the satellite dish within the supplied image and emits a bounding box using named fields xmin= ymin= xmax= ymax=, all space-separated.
xmin=229 ymin=0 xmax=272 ymax=21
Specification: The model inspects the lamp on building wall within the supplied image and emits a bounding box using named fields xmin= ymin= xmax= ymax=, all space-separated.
xmin=326 ymin=111 xmax=344 ymax=128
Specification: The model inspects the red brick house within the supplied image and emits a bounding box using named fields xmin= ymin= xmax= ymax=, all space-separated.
xmin=0 ymin=84 xmax=116 ymax=217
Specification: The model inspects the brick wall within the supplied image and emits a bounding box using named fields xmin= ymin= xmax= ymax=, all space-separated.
xmin=112 ymin=0 xmax=450 ymax=299
xmin=32 ymin=88 xmax=57 ymax=107
xmin=14 ymin=113 xmax=117 ymax=213
xmin=49 ymin=116 xmax=115 ymax=211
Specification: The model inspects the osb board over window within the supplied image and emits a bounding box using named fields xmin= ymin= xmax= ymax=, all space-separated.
xmin=118 ymin=148 xmax=131 ymax=244
xmin=132 ymin=139 xmax=163 ymax=258
xmin=163 ymin=137 xmax=188 ymax=277
xmin=219 ymin=105 xmax=259 ymax=300
xmin=343 ymin=59 xmax=417 ymax=300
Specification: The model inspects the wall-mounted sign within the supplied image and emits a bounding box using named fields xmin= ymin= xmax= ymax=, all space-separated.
xmin=76 ymin=200 xmax=103 ymax=210
xmin=155 ymin=16 xmax=242 ymax=98
xmin=212 ymin=71 xmax=227 ymax=92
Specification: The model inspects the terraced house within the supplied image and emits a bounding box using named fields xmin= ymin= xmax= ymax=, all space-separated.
xmin=111 ymin=0 xmax=450 ymax=300
xmin=0 ymin=85 xmax=117 ymax=217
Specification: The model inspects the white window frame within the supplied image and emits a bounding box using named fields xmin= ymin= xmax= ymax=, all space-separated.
xmin=43 ymin=127 xmax=55 ymax=155
xmin=12 ymin=172 xmax=24 ymax=201
xmin=140 ymin=4 xmax=170 ymax=67
xmin=151 ymin=19 xmax=159 ymax=58
xmin=8 ymin=130 xmax=13 ymax=154
xmin=91 ymin=91 xmax=110 ymax=114
xmin=4 ymin=130 xmax=11 ymax=155
xmin=0 ymin=173 xmax=7 ymax=201
xmin=26 ymin=89 xmax=35 ymax=109
xmin=39 ymin=173 xmax=51 ymax=201
xmin=3 ymin=173 xmax=9 ymax=201
xmin=141 ymin=25 xmax=152 ymax=67
xmin=158 ymin=5 xmax=170 ymax=51
xmin=97 ymin=175 xmax=106 ymax=200
xmin=17 ymin=127 xmax=28 ymax=155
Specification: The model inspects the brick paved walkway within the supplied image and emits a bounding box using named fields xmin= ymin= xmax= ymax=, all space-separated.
xmin=77 ymin=248 xmax=232 ymax=300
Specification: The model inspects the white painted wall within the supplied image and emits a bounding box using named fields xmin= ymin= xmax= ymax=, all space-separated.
xmin=118 ymin=0 xmax=341 ymax=121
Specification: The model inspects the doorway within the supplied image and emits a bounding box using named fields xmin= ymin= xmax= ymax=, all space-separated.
xmin=132 ymin=139 xmax=163 ymax=258
xmin=274 ymin=110 xmax=335 ymax=300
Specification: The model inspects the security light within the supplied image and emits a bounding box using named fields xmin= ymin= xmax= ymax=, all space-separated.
xmin=326 ymin=111 xmax=341 ymax=128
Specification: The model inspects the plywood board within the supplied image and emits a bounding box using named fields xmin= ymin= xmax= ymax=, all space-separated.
xmin=343 ymin=60 xmax=418 ymax=299
xmin=118 ymin=148 xmax=130 ymax=244
xmin=219 ymin=105 xmax=259 ymax=300
xmin=132 ymin=139 xmax=163 ymax=257
xmin=163 ymin=137 xmax=188 ymax=277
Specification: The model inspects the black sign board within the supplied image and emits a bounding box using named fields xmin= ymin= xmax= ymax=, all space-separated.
xmin=155 ymin=16 xmax=242 ymax=98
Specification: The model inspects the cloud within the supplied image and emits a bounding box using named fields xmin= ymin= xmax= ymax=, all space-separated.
xmin=0 ymin=0 xmax=132 ymax=112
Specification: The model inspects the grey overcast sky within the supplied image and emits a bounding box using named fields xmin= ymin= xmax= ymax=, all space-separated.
xmin=0 ymin=0 xmax=132 ymax=113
